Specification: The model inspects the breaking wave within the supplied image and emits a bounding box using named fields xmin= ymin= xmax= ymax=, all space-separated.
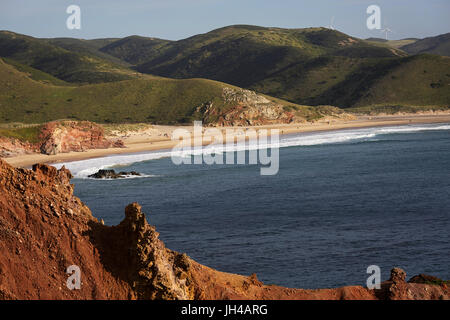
xmin=53 ymin=123 xmax=450 ymax=178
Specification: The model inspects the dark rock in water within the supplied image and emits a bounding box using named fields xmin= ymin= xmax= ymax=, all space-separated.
xmin=88 ymin=169 xmax=141 ymax=179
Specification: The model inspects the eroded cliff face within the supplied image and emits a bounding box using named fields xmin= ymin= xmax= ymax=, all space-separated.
xmin=0 ymin=158 xmax=448 ymax=300
xmin=196 ymin=88 xmax=354 ymax=126
xmin=38 ymin=121 xmax=124 ymax=155
xmin=0 ymin=137 xmax=38 ymax=158
xmin=0 ymin=159 xmax=131 ymax=299
xmin=0 ymin=121 xmax=124 ymax=158
xmin=196 ymin=88 xmax=295 ymax=126
xmin=88 ymin=202 xmax=195 ymax=300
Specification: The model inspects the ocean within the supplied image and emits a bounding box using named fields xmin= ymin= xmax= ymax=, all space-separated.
xmin=56 ymin=123 xmax=450 ymax=289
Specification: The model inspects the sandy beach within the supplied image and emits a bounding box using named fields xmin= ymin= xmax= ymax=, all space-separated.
xmin=4 ymin=113 xmax=450 ymax=168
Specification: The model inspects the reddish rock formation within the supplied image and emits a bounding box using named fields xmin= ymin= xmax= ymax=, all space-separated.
xmin=38 ymin=121 xmax=124 ymax=155
xmin=0 ymin=136 xmax=38 ymax=158
xmin=0 ymin=158 xmax=448 ymax=300
xmin=197 ymin=88 xmax=296 ymax=126
xmin=0 ymin=159 xmax=132 ymax=299
xmin=0 ymin=121 xmax=124 ymax=157
xmin=409 ymin=274 xmax=448 ymax=285
xmin=196 ymin=88 xmax=355 ymax=127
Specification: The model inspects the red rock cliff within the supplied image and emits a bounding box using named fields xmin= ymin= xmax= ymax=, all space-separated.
xmin=0 ymin=158 xmax=448 ymax=300
xmin=0 ymin=121 xmax=124 ymax=158
xmin=39 ymin=121 xmax=124 ymax=155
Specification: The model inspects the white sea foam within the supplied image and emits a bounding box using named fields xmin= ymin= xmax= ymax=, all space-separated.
xmin=53 ymin=123 xmax=450 ymax=178
xmin=53 ymin=150 xmax=173 ymax=178
xmin=85 ymin=173 xmax=159 ymax=180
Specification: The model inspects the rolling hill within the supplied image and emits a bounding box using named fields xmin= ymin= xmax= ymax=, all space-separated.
xmin=305 ymin=54 xmax=450 ymax=108
xmin=99 ymin=35 xmax=172 ymax=65
xmin=400 ymin=33 xmax=450 ymax=57
xmin=0 ymin=31 xmax=135 ymax=84
xmin=0 ymin=26 xmax=449 ymax=119
xmin=99 ymin=25 xmax=449 ymax=109
xmin=365 ymin=37 xmax=419 ymax=49
xmin=0 ymin=57 xmax=323 ymax=125
xmin=129 ymin=25 xmax=406 ymax=88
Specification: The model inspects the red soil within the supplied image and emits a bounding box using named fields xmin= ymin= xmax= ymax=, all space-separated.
xmin=0 ymin=159 xmax=448 ymax=300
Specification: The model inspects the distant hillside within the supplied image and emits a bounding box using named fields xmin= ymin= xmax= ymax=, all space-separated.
xmin=129 ymin=25 xmax=405 ymax=87
xmin=100 ymin=35 xmax=172 ymax=65
xmin=365 ymin=38 xmax=418 ymax=49
xmin=365 ymin=37 xmax=388 ymax=43
xmin=100 ymin=25 xmax=449 ymax=109
xmin=44 ymin=37 xmax=129 ymax=66
xmin=0 ymin=27 xmax=449 ymax=114
xmin=303 ymin=54 xmax=450 ymax=108
xmin=0 ymin=58 xmax=322 ymax=125
xmin=401 ymin=33 xmax=450 ymax=56
xmin=0 ymin=31 xmax=134 ymax=83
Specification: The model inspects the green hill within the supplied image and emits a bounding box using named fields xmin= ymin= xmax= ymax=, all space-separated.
xmin=304 ymin=54 xmax=450 ymax=108
xmin=99 ymin=35 xmax=172 ymax=65
xmin=0 ymin=57 xmax=312 ymax=125
xmin=400 ymin=33 xmax=450 ymax=57
xmin=44 ymin=37 xmax=129 ymax=67
xmin=101 ymin=25 xmax=448 ymax=109
xmin=129 ymin=25 xmax=404 ymax=88
xmin=365 ymin=38 xmax=418 ymax=49
xmin=0 ymin=27 xmax=449 ymax=115
xmin=0 ymin=31 xmax=135 ymax=84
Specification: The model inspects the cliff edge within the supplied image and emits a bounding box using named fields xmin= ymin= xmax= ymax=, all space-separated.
xmin=0 ymin=120 xmax=124 ymax=158
xmin=0 ymin=159 xmax=448 ymax=300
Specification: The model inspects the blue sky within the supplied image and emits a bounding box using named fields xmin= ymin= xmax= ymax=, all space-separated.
xmin=0 ymin=0 xmax=449 ymax=40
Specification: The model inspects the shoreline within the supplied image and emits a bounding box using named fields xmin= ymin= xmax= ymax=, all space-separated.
xmin=3 ymin=113 xmax=450 ymax=168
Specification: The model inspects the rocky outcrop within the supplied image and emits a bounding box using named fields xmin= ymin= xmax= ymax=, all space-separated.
xmin=0 ymin=121 xmax=124 ymax=158
xmin=0 ymin=159 xmax=131 ymax=299
xmin=373 ymin=268 xmax=449 ymax=300
xmin=196 ymin=88 xmax=354 ymax=126
xmin=88 ymin=169 xmax=140 ymax=179
xmin=197 ymin=88 xmax=295 ymax=126
xmin=0 ymin=158 xmax=448 ymax=300
xmin=409 ymin=274 xmax=448 ymax=285
xmin=89 ymin=202 xmax=195 ymax=299
xmin=0 ymin=136 xmax=38 ymax=158
xmin=39 ymin=121 xmax=124 ymax=155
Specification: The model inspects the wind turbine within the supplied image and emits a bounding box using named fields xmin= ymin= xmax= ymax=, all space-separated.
xmin=380 ymin=27 xmax=394 ymax=40
xmin=328 ymin=16 xmax=335 ymax=30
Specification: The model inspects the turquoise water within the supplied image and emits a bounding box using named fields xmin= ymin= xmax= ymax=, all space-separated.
xmin=59 ymin=123 xmax=450 ymax=289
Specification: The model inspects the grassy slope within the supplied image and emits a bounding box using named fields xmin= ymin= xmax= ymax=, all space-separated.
xmin=0 ymin=58 xmax=308 ymax=125
xmin=45 ymin=37 xmax=130 ymax=67
xmin=314 ymin=54 xmax=450 ymax=108
xmin=99 ymin=35 xmax=172 ymax=65
xmin=400 ymin=33 xmax=450 ymax=57
xmin=0 ymin=31 xmax=135 ymax=84
xmin=1 ymin=57 xmax=69 ymax=86
xmin=365 ymin=38 xmax=418 ymax=49
xmin=349 ymin=54 xmax=450 ymax=108
xmin=1 ymin=27 xmax=448 ymax=116
xmin=130 ymin=26 xmax=403 ymax=88
xmin=0 ymin=125 xmax=42 ymax=143
xmin=102 ymin=25 xmax=448 ymax=110
xmin=250 ymin=55 xmax=365 ymax=105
